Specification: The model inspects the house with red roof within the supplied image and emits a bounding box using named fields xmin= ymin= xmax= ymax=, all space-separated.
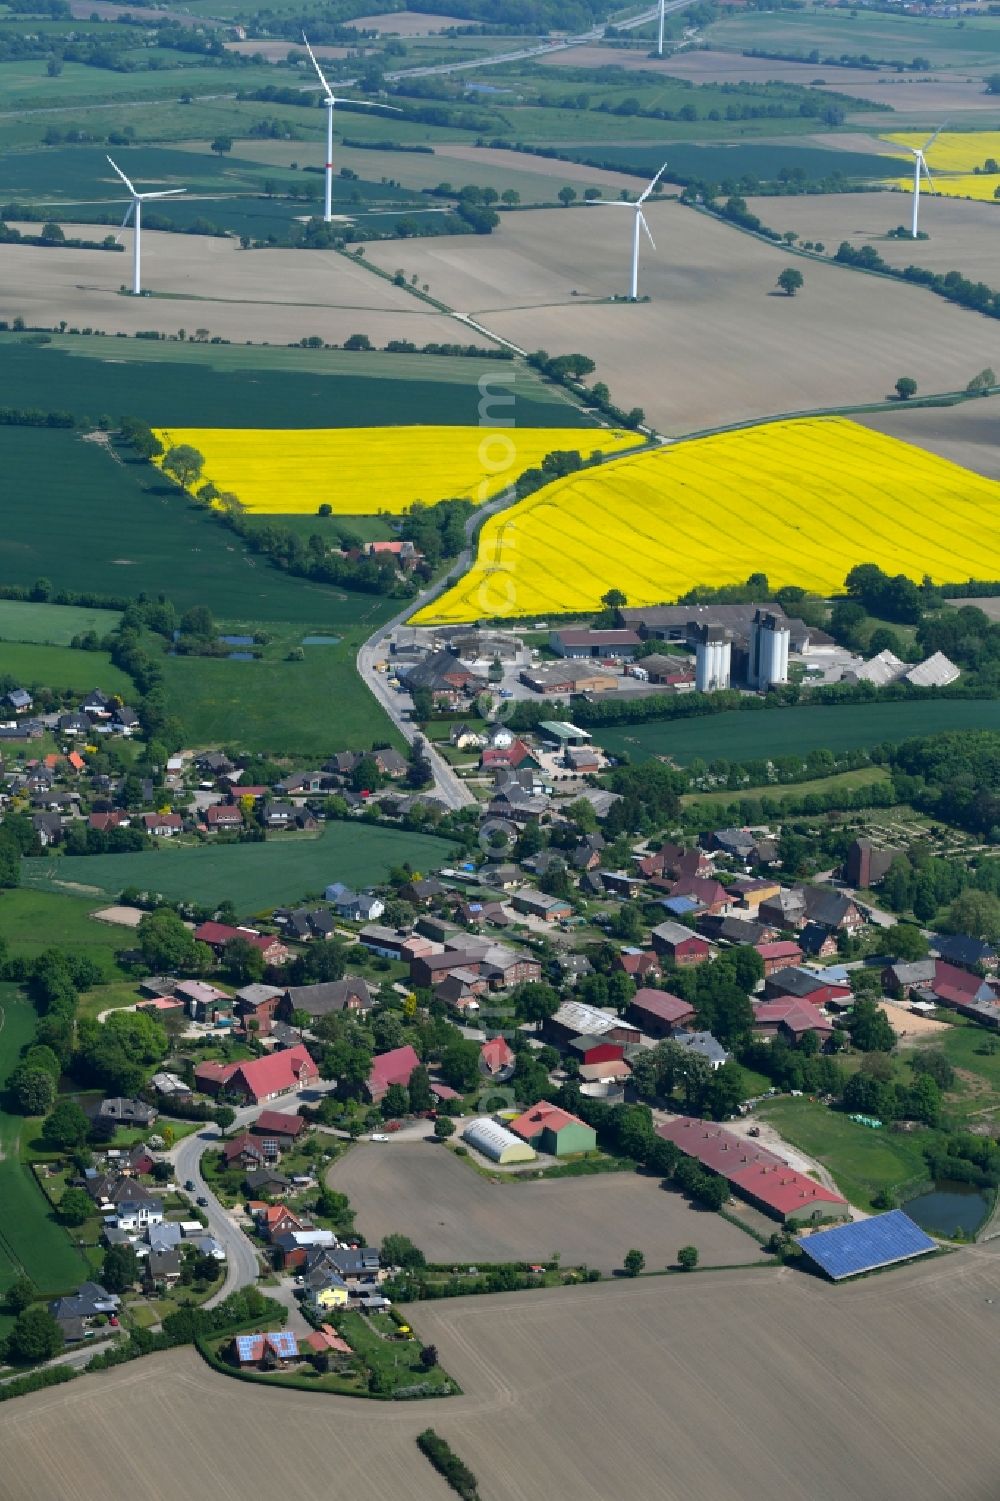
xmin=195 ymin=1044 xmax=317 ymax=1105
xmin=222 ymin=1132 xmax=271 ymax=1169
xmin=143 ymin=812 xmax=183 ymax=837
xmin=481 ymin=739 xmax=537 ymax=772
xmin=616 ymin=950 xmax=661 ymax=982
xmin=510 ymin=1101 xmax=596 ymax=1157
xmin=89 ymin=810 xmax=130 ymax=833
xmin=193 ymin=922 xmax=290 ymax=967
xmin=755 ymin=940 xmax=803 ymax=977
xmin=480 ymin=1037 xmax=514 ymax=1076
xmin=205 ymin=802 xmax=243 ymax=831
xmin=366 ymin=1044 xmax=421 ymax=1103
xmin=253 ymin=1109 xmax=304 ymax=1142
xmin=752 ymin=998 xmax=834 ymax=1046
xmin=667 ymin=876 xmax=731 ymax=915
xmin=628 ymin=987 xmax=696 ymax=1037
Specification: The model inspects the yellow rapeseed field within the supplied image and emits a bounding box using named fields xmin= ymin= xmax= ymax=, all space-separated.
xmin=414 ymin=416 xmax=1000 ymax=625
xmin=883 ymin=131 xmax=1000 ymax=199
xmin=151 ymin=425 xmax=635 ymax=515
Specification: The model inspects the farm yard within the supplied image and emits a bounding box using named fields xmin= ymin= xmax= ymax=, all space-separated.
xmin=152 ymin=424 xmax=635 ymax=514
xmin=365 ymin=201 xmax=1000 ymax=435
xmin=416 ymin=416 xmax=1000 ymax=623
xmin=4 ymin=1257 xmax=1000 ymax=1501
xmin=593 ymin=698 xmax=1000 ymax=765
xmin=327 ymin=1142 xmax=762 ymax=1272
xmin=0 ymin=333 xmax=586 ymax=430
xmin=21 ymin=819 xmax=457 ymax=909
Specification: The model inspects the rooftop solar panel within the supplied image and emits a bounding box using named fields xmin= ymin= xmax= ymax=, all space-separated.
xmin=796 ymin=1210 xmax=936 ymax=1280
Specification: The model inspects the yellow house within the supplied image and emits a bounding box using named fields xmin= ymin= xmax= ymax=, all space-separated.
xmin=312 ymin=1279 xmax=349 ymax=1312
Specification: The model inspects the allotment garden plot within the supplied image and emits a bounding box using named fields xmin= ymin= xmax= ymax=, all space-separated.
xmin=416 ymin=416 xmax=1000 ymax=623
xmin=152 ymin=424 xmax=634 ymax=514
xmin=328 ymin=1142 xmax=761 ymax=1272
xmin=367 ymin=202 xmax=1000 ymax=435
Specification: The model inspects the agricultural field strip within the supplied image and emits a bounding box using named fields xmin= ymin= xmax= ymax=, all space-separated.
xmin=151 ymin=425 xmax=635 ymax=514
xmin=881 ymin=130 xmax=1000 ymax=197
xmin=416 ymin=416 xmax=1000 ymax=623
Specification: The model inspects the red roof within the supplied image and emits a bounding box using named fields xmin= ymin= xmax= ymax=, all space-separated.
xmin=306 ymin=1324 xmax=352 ymax=1354
xmin=136 ymin=997 xmax=183 ymax=1012
xmin=753 ymin=998 xmax=833 ymax=1036
xmin=669 ymin=876 xmax=729 ymax=907
xmin=223 ymin=1131 xmax=263 ymax=1163
xmin=618 ymin=951 xmax=660 ymax=977
xmin=194 ymin=1060 xmax=238 ymax=1087
xmin=655 ymin=1119 xmax=846 ymax=1214
xmin=225 ymin=1045 xmax=316 ymax=1104
xmin=89 ymin=811 xmax=128 ymax=831
xmin=368 ymin=1044 xmax=420 ymax=1098
xmin=206 ymin=803 xmax=243 ymax=825
xmin=630 ymin=988 xmax=696 ymax=1025
xmin=254 ymin=1109 xmax=304 ymax=1137
xmin=482 ymin=739 xmax=532 ymax=769
xmin=144 ymin=812 xmax=183 ymax=830
xmin=756 ymin=941 xmax=803 ymax=960
xmin=730 ymin=1160 xmax=846 ymax=1215
xmin=932 ymin=960 xmax=993 ymax=1003
xmin=480 ymin=1037 xmax=514 ymax=1074
xmin=194 ymin=921 xmax=280 ymax=954
xmin=510 ymin=1100 xmax=587 ymax=1140
xmin=67 ymin=751 xmax=86 ymax=772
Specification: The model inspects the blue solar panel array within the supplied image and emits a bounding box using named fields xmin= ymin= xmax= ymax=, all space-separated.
xmin=795 ymin=1210 xmax=936 ymax=1280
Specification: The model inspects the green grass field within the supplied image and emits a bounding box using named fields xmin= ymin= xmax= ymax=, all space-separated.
xmin=706 ymin=5 xmax=1000 ymax=68
xmin=757 ymin=1096 xmax=929 ymax=1212
xmin=0 ymin=600 xmax=121 ymax=645
xmin=0 ymin=335 xmax=587 ymax=429
xmin=680 ymin=766 xmax=890 ymax=810
xmin=0 ymin=889 xmax=132 ymax=963
xmin=0 ymin=640 xmax=132 ymax=696
xmin=595 ymin=699 xmax=1000 ymax=765
xmin=919 ymin=1019 xmax=1000 ymax=1123
xmin=0 ymin=984 xmax=91 ymax=1299
xmin=22 ymin=819 xmax=458 ymax=911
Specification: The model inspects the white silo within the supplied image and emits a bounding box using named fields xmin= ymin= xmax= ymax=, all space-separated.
xmin=694 ymin=623 xmax=731 ymax=693
xmin=749 ymin=610 xmax=790 ymax=689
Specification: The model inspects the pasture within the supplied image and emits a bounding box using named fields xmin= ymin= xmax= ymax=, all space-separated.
xmin=363 ymin=202 xmax=1000 ymax=436
xmin=152 ymin=424 xmax=633 ymax=514
xmin=0 ymin=641 xmax=132 ymax=696
xmin=593 ymin=698 xmax=1000 ymax=765
xmin=6 ymin=1255 xmax=1000 ymax=1501
xmin=0 ymin=427 xmax=397 ymax=622
xmin=0 ymin=334 xmax=586 ymax=429
xmin=0 ymin=230 xmax=464 ymax=346
xmin=329 ymin=1143 xmax=761 ymax=1272
xmin=756 ymin=1098 xmax=927 ymax=1210
xmin=21 ymin=820 xmax=457 ymax=910
xmin=0 ymin=889 xmax=131 ymax=961
xmin=417 ymin=417 xmax=1000 ymax=622
xmin=0 ymin=984 xmax=91 ymax=1300
xmin=0 ymin=600 xmax=120 ymax=644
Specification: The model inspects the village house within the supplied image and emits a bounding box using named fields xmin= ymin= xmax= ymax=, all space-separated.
xmin=194 ymin=1044 xmax=318 ymax=1105
xmin=651 ymin=920 xmax=713 ymax=967
xmin=366 ymin=1044 xmax=422 ymax=1103
xmin=753 ymin=998 xmax=834 ymax=1047
xmin=233 ymin=982 xmax=284 ymax=1036
xmin=143 ymin=812 xmax=183 ymax=837
xmin=628 ymin=987 xmax=697 ymax=1037
xmin=193 ymin=922 xmax=291 ymax=967
xmin=231 ymin=1331 xmax=299 ymax=1370
xmin=763 ymin=967 xmax=852 ymax=1008
xmin=755 ymin=940 xmax=803 ymax=977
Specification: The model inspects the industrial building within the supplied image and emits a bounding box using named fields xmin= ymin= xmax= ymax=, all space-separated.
xmin=747 ymin=610 xmax=790 ymax=689
xmin=462 ymin=1117 xmax=536 ymax=1165
xmin=693 ymin=622 xmax=731 ymax=693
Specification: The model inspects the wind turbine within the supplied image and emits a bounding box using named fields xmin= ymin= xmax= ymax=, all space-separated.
xmin=657 ymin=0 xmax=665 ymax=57
xmin=594 ymin=161 xmax=669 ymax=300
xmin=107 ymin=156 xmax=186 ymax=296
xmin=301 ymin=33 xmax=400 ymax=223
xmin=908 ymin=123 xmax=944 ymax=238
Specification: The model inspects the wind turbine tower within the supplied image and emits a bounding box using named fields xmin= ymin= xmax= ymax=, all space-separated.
xmin=594 ymin=161 xmax=669 ymax=300
xmin=909 ymin=124 xmax=944 ymax=238
xmin=302 ymin=33 xmax=400 ymax=223
xmin=107 ymin=156 xmax=186 ymax=296
xmin=657 ymin=0 xmax=665 ymax=57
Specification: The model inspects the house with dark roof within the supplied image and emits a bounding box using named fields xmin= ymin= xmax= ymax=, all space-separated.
xmin=672 ymin=1029 xmax=730 ymax=1069
xmin=90 ymin=1096 xmax=157 ymax=1127
xmin=930 ymin=933 xmax=998 ymax=972
xmin=797 ymin=886 xmax=863 ymax=933
xmin=763 ymin=967 xmax=852 ymax=1007
xmin=650 ymin=920 xmax=712 ymax=966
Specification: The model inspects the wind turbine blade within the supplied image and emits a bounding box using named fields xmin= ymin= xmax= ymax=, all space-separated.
xmin=332 ymin=96 xmax=402 ymax=111
xmin=106 ymin=155 xmax=137 ymax=197
xmin=590 ymin=200 xmax=631 ymax=207
xmin=139 ymin=188 xmax=187 ymax=199
xmin=638 ymin=160 xmax=669 ymax=204
xmin=923 ymin=120 xmax=947 ymax=153
xmin=302 ymin=32 xmax=333 ymax=97
xmin=921 ymin=159 xmax=937 ymax=193
xmin=638 ymin=210 xmax=655 ymax=250
xmin=120 ymin=200 xmax=134 ymax=230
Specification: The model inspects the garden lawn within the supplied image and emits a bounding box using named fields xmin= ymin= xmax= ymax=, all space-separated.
xmin=595 ymin=699 xmax=1000 ymax=765
xmin=0 ymin=641 xmax=132 ymax=696
xmin=0 ymin=985 xmax=90 ymax=1300
xmin=757 ymin=1096 xmax=929 ymax=1212
xmin=21 ymin=820 xmax=458 ymax=910
xmin=0 ymin=889 xmax=131 ymax=964
xmin=0 ymin=600 xmax=121 ymax=644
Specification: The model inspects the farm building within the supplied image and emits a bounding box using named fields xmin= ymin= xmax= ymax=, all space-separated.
xmin=795 ymin=1211 xmax=936 ymax=1280
xmin=763 ymin=967 xmax=852 ymax=1008
xmin=550 ymin=628 xmax=641 ymax=659
xmin=628 ymin=988 xmax=696 ymax=1037
xmin=567 ymin=1034 xmax=624 ymax=1067
xmin=462 ymin=1117 xmax=536 ymax=1165
xmin=510 ymin=1101 xmax=597 ymax=1157
xmin=650 ymin=921 xmax=712 ymax=966
xmin=545 ymin=1000 xmax=641 ymax=1047
xmin=194 ymin=1045 xmax=317 ymax=1105
xmin=657 ymin=1119 xmax=848 ymax=1225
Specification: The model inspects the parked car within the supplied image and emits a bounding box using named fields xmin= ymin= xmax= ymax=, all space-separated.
xmin=371 ymin=1133 xmax=391 ymax=1142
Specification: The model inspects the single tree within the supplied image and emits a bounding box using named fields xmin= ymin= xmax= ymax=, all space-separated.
xmin=42 ymin=1098 xmax=90 ymax=1150
xmin=210 ymin=135 xmax=233 ymax=155
xmin=895 ymin=376 xmax=918 ymax=401
xmin=214 ymin=1105 xmax=237 ymax=1136
xmin=161 ymin=444 xmax=205 ymax=490
xmin=102 ymin=1242 xmax=140 ymax=1294
xmin=623 ymin=1248 xmax=645 ymax=1277
xmin=6 ymin=1276 xmax=35 ymax=1315
xmin=419 ymin=1342 xmax=439 ymax=1369
xmin=777 ymin=267 xmax=803 ymax=297
xmin=434 ymin=1116 xmax=455 ymax=1141
xmin=57 ymin=1187 xmax=94 ymax=1226
xmin=7 ymin=1306 xmax=63 ymax=1363
xmin=677 ymin=1245 xmax=699 ymax=1272
xmin=11 ymin=1066 xmax=55 ymax=1115
xmin=558 ymin=186 xmax=577 ymax=207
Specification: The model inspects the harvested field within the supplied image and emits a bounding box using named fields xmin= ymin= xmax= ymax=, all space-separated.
xmin=328 ymin=1141 xmax=762 ymax=1272
xmin=345 ymin=10 xmax=469 ymax=30
xmin=6 ymin=1254 xmax=1000 ymax=1501
xmin=364 ymin=202 xmax=1000 ymax=435
xmin=744 ymin=189 xmax=1000 ymax=284
xmin=0 ymin=232 xmax=461 ymax=345
xmin=858 ymin=399 xmax=1000 ymax=482
xmin=425 ymin=141 xmax=655 ymax=193
xmin=948 ymin=594 xmax=1000 ymax=618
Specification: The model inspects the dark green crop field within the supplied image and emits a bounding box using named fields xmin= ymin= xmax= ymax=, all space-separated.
xmin=558 ymin=141 xmax=896 ymax=184
xmin=0 ymin=335 xmax=586 ymax=429
xmin=594 ymin=699 xmax=1000 ymax=765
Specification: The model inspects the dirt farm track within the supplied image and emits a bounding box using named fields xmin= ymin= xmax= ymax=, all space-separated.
xmin=3 ymin=1249 xmax=999 ymax=1501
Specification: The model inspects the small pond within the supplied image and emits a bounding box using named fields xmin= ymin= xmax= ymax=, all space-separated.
xmin=227 ymin=652 xmax=255 ymax=661
xmin=905 ymin=1180 xmax=989 ymax=1237
xmin=219 ymin=634 xmax=254 ymax=646
xmin=302 ymin=634 xmax=342 ymax=646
